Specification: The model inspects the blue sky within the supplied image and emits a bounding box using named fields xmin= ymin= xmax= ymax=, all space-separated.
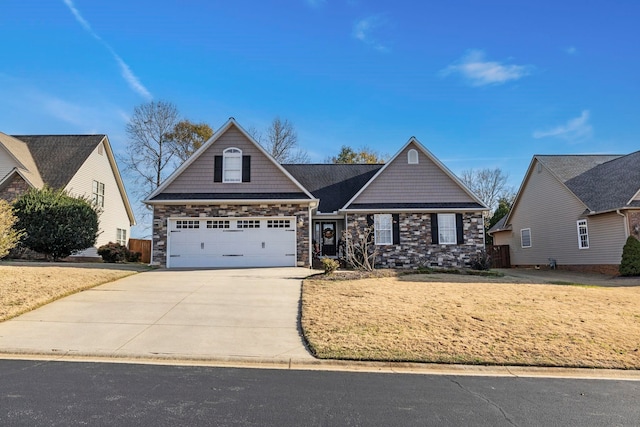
xmin=2 ymin=1 xmax=639 ymax=232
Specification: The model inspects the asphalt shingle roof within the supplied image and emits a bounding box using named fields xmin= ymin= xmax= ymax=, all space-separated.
xmin=563 ymin=151 xmax=640 ymax=212
xmin=151 ymin=192 xmax=310 ymax=201
xmin=12 ymin=135 xmax=105 ymax=189
xmin=283 ymin=164 xmax=382 ymax=213
xmin=536 ymin=155 xmax=621 ymax=182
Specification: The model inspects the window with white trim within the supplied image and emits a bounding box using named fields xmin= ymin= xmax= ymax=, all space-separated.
xmin=521 ymin=228 xmax=532 ymax=248
xmin=176 ymin=220 xmax=200 ymax=229
xmin=92 ymin=180 xmax=105 ymax=207
xmin=374 ymin=214 xmax=393 ymax=245
xmin=437 ymin=213 xmax=456 ymax=244
xmin=223 ymin=147 xmax=242 ymax=183
xmin=577 ymin=219 xmax=589 ymax=249
xmin=116 ymin=228 xmax=127 ymax=245
xmin=408 ymin=149 xmax=418 ymax=164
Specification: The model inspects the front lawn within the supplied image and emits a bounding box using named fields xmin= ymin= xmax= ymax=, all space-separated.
xmin=301 ymin=273 xmax=640 ymax=368
xmin=0 ymin=262 xmax=147 ymax=322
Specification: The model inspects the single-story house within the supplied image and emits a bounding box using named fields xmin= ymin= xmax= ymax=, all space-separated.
xmin=0 ymin=132 xmax=136 ymax=258
xmin=144 ymin=118 xmax=487 ymax=269
xmin=489 ymin=152 xmax=640 ymax=274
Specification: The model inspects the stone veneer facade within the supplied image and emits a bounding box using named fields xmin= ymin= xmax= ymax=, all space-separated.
xmin=152 ymin=203 xmax=310 ymax=267
xmin=346 ymin=212 xmax=485 ymax=268
xmin=628 ymin=210 xmax=640 ymax=239
xmin=0 ymin=174 xmax=30 ymax=202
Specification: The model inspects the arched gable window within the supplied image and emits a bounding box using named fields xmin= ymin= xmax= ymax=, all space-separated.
xmin=408 ymin=149 xmax=419 ymax=164
xmin=223 ymin=147 xmax=242 ymax=183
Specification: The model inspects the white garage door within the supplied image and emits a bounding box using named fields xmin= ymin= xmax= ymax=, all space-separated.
xmin=167 ymin=217 xmax=297 ymax=268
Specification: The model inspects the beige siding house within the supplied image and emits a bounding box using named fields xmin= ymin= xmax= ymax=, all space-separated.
xmin=490 ymin=153 xmax=640 ymax=274
xmin=145 ymin=118 xmax=488 ymax=269
xmin=0 ymin=133 xmax=135 ymax=258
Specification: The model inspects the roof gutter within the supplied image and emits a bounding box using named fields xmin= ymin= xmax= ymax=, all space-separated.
xmin=144 ymin=198 xmax=319 ymax=207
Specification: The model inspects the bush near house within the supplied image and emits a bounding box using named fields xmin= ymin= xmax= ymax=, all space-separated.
xmin=97 ymin=242 xmax=141 ymax=263
xmin=0 ymin=199 xmax=22 ymax=258
xmin=619 ymin=236 xmax=640 ymax=276
xmin=13 ymin=187 xmax=100 ymax=261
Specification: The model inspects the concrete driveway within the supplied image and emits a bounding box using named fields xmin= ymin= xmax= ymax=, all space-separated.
xmin=0 ymin=268 xmax=314 ymax=362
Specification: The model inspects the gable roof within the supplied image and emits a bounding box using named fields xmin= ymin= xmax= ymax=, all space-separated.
xmin=6 ymin=134 xmax=135 ymax=225
xmin=0 ymin=132 xmax=44 ymax=188
xmin=145 ymin=118 xmax=316 ymax=204
xmin=12 ymin=135 xmax=105 ymax=189
xmin=283 ymin=164 xmax=382 ymax=213
xmin=495 ymin=152 xmax=637 ymax=233
xmin=563 ymin=151 xmax=640 ymax=212
xmin=342 ymin=137 xmax=487 ymax=211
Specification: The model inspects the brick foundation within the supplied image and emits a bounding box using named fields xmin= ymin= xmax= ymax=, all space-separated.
xmin=513 ymin=264 xmax=621 ymax=276
xmin=152 ymin=203 xmax=310 ymax=267
xmin=345 ymin=212 xmax=485 ymax=269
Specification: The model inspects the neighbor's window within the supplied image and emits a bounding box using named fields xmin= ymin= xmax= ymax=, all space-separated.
xmin=92 ymin=180 xmax=105 ymax=207
xmin=374 ymin=214 xmax=393 ymax=245
xmin=577 ymin=219 xmax=589 ymax=249
xmin=437 ymin=213 xmax=456 ymax=244
xmin=408 ymin=149 xmax=419 ymax=164
xmin=116 ymin=228 xmax=127 ymax=245
xmin=521 ymin=228 xmax=532 ymax=248
xmin=223 ymin=147 xmax=242 ymax=183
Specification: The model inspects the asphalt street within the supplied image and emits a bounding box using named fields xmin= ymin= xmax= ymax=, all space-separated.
xmin=1 ymin=359 xmax=639 ymax=426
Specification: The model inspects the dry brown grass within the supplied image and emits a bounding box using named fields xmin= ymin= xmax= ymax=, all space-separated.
xmin=302 ymin=274 xmax=640 ymax=368
xmin=0 ymin=263 xmax=144 ymax=322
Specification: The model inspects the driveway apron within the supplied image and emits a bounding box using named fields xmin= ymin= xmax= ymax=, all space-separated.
xmin=0 ymin=268 xmax=314 ymax=362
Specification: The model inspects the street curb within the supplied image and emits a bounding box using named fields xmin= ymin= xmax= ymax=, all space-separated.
xmin=1 ymin=350 xmax=639 ymax=381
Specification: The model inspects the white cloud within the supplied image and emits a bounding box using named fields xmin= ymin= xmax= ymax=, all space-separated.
xmin=353 ymin=15 xmax=389 ymax=52
xmin=533 ymin=110 xmax=593 ymax=142
xmin=565 ymin=46 xmax=578 ymax=55
xmin=441 ymin=50 xmax=531 ymax=86
xmin=62 ymin=0 xmax=152 ymax=100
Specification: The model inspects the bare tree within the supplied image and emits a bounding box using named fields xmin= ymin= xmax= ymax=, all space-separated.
xmin=123 ymin=100 xmax=180 ymax=198
xmin=460 ymin=168 xmax=514 ymax=213
xmin=251 ymin=117 xmax=309 ymax=163
xmin=343 ymin=227 xmax=378 ymax=271
xmin=167 ymin=119 xmax=214 ymax=164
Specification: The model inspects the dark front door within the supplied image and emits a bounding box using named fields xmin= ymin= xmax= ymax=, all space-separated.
xmin=321 ymin=222 xmax=337 ymax=256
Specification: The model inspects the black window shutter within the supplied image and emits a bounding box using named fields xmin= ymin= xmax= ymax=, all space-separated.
xmin=242 ymin=156 xmax=251 ymax=182
xmin=214 ymin=156 xmax=223 ymax=182
xmin=392 ymin=214 xmax=400 ymax=245
xmin=456 ymin=213 xmax=464 ymax=244
xmin=366 ymin=214 xmax=374 ymax=244
xmin=430 ymin=213 xmax=439 ymax=244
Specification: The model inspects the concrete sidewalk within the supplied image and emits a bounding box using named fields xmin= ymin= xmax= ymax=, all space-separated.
xmin=0 ymin=268 xmax=314 ymax=362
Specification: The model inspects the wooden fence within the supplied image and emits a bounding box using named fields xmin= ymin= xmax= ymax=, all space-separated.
xmin=128 ymin=238 xmax=151 ymax=264
xmin=486 ymin=245 xmax=511 ymax=268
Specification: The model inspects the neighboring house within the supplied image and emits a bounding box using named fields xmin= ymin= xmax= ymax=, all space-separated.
xmin=145 ymin=118 xmax=487 ymax=269
xmin=489 ymin=153 xmax=640 ymax=274
xmin=0 ymin=133 xmax=136 ymax=258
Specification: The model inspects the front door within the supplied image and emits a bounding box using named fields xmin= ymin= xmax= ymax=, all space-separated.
xmin=320 ymin=222 xmax=337 ymax=256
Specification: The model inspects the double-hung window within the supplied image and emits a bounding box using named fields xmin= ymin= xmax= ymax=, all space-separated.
xmin=223 ymin=148 xmax=242 ymax=182
xmin=437 ymin=213 xmax=456 ymax=244
xmin=374 ymin=214 xmax=393 ymax=245
xmin=116 ymin=228 xmax=127 ymax=245
xmin=92 ymin=180 xmax=105 ymax=207
xmin=521 ymin=228 xmax=532 ymax=248
xmin=577 ymin=219 xmax=589 ymax=249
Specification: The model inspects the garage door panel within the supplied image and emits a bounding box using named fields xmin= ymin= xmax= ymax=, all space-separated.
xmin=168 ymin=218 xmax=297 ymax=268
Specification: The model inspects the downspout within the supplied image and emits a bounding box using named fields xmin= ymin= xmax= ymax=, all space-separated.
xmin=616 ymin=210 xmax=629 ymax=238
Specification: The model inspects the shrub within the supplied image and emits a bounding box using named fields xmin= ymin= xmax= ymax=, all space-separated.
xmin=97 ymin=242 xmax=128 ymax=263
xmin=13 ymin=187 xmax=100 ymax=261
xmin=0 ymin=199 xmax=23 ymax=258
xmin=619 ymin=236 xmax=640 ymax=276
xmin=126 ymin=250 xmax=142 ymax=263
xmin=321 ymin=257 xmax=340 ymax=274
xmin=469 ymin=250 xmax=492 ymax=271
